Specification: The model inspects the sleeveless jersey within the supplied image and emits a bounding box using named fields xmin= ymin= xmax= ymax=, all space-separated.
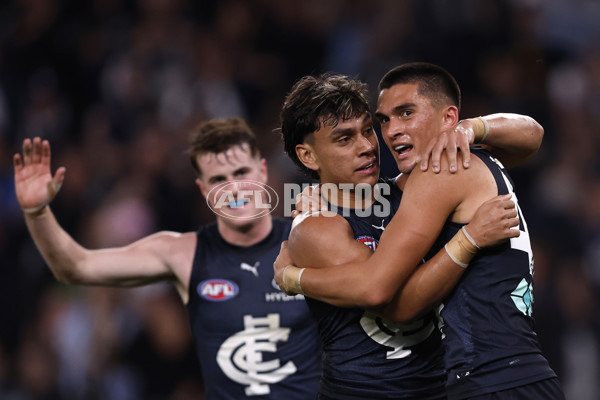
xmin=186 ymin=217 xmax=321 ymax=400
xmin=308 ymin=178 xmax=447 ymax=399
xmin=426 ymin=148 xmax=558 ymax=399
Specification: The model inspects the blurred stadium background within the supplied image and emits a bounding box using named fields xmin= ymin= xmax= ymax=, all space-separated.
xmin=0 ymin=0 xmax=599 ymax=399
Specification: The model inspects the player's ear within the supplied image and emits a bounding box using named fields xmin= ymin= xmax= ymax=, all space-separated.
xmin=296 ymin=143 xmax=319 ymax=172
xmin=196 ymin=178 xmax=208 ymax=198
xmin=442 ymin=105 xmax=459 ymax=130
xmin=258 ymin=157 xmax=268 ymax=182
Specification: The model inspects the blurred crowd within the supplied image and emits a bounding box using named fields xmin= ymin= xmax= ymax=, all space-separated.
xmin=0 ymin=0 xmax=599 ymax=399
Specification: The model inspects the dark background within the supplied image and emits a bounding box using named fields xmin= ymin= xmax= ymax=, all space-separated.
xmin=0 ymin=0 xmax=599 ymax=399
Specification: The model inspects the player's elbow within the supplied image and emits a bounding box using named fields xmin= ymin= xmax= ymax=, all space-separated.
xmin=515 ymin=116 xmax=543 ymax=157
xmin=392 ymin=307 xmax=422 ymax=323
xmin=529 ymin=119 xmax=544 ymax=152
xmin=359 ymin=288 xmax=395 ymax=309
xmin=53 ymin=266 xmax=84 ymax=285
xmin=48 ymin=257 xmax=89 ymax=285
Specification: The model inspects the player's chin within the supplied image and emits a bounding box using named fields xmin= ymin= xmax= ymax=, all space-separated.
xmin=354 ymin=169 xmax=380 ymax=185
xmin=364 ymin=174 xmax=380 ymax=188
xmin=395 ymin=159 xmax=417 ymax=174
xmin=223 ymin=215 xmax=262 ymax=230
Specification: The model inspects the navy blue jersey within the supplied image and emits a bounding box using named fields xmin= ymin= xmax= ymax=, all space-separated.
xmin=308 ymin=178 xmax=447 ymax=399
xmin=426 ymin=148 xmax=559 ymax=399
xmin=186 ymin=217 xmax=321 ymax=400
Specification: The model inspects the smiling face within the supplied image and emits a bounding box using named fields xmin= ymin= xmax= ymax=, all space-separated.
xmin=295 ymin=112 xmax=380 ymax=190
xmin=195 ymin=143 xmax=268 ymax=225
xmin=376 ymin=82 xmax=457 ymax=174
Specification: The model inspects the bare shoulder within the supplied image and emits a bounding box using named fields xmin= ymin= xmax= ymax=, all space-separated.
xmin=414 ymin=151 xmax=498 ymax=222
xmin=408 ymin=151 xmax=490 ymax=188
xmin=134 ymin=230 xmax=197 ymax=252
xmin=136 ymin=230 xmax=197 ymax=277
xmin=289 ymin=212 xmax=370 ymax=268
xmin=291 ymin=212 xmax=352 ymax=239
xmin=399 ymin=152 xmax=496 ymax=224
xmin=141 ymin=231 xmax=197 ymax=304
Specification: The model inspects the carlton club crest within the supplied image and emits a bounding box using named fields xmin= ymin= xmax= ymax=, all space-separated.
xmin=217 ymin=314 xmax=296 ymax=395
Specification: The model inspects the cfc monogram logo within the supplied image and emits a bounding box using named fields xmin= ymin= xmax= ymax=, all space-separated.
xmin=217 ymin=314 xmax=297 ymax=396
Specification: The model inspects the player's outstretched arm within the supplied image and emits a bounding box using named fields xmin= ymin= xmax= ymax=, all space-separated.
xmin=14 ymin=137 xmax=184 ymax=288
xmin=420 ymin=113 xmax=543 ymax=173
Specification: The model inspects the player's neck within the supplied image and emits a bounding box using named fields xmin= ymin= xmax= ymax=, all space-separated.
xmin=395 ymin=173 xmax=408 ymax=190
xmin=216 ymin=215 xmax=273 ymax=247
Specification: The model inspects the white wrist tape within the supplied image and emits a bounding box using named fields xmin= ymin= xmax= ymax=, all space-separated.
xmin=461 ymin=226 xmax=481 ymax=250
xmin=445 ymin=244 xmax=469 ymax=269
xmin=478 ymin=117 xmax=490 ymax=143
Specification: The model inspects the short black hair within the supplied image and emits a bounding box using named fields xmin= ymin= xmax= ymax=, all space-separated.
xmin=280 ymin=73 xmax=370 ymax=179
xmin=379 ymin=62 xmax=461 ymax=112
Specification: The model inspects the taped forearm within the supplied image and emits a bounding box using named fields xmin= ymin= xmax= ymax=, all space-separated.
xmin=282 ymin=265 xmax=305 ymax=295
xmin=467 ymin=117 xmax=490 ymax=144
xmin=444 ymin=226 xmax=479 ymax=268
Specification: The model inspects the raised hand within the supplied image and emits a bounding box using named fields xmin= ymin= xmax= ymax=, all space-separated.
xmin=464 ymin=194 xmax=520 ymax=248
xmin=13 ymin=137 xmax=65 ymax=217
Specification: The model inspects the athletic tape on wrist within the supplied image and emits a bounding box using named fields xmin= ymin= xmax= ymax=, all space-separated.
xmin=444 ymin=228 xmax=479 ymax=269
xmin=281 ymin=265 xmax=291 ymax=292
xmin=282 ymin=265 xmax=305 ymax=295
xmin=444 ymin=244 xmax=469 ymax=268
xmin=461 ymin=226 xmax=481 ymax=249
xmin=297 ymin=267 xmax=305 ymax=295
xmin=478 ymin=117 xmax=490 ymax=144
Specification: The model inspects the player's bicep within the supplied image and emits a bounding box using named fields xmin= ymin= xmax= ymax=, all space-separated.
xmin=80 ymin=231 xmax=182 ymax=286
xmin=288 ymin=214 xmax=371 ymax=269
xmin=364 ymin=169 xmax=463 ymax=294
xmin=384 ymin=170 xmax=459 ymax=249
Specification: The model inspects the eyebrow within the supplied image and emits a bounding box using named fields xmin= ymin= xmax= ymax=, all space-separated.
xmin=207 ymin=166 xmax=250 ymax=182
xmin=328 ymin=114 xmax=372 ymax=137
xmin=375 ymin=102 xmax=416 ymax=120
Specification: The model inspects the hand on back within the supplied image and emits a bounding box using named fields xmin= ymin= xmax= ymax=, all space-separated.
xmin=465 ymin=194 xmax=520 ymax=248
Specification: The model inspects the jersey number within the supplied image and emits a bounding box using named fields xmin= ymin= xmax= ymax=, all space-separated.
xmin=360 ymin=311 xmax=434 ymax=359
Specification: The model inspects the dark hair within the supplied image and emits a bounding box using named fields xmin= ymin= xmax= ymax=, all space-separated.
xmin=378 ymin=62 xmax=461 ymax=112
xmin=280 ymin=73 xmax=370 ymax=179
xmin=188 ymin=117 xmax=261 ymax=177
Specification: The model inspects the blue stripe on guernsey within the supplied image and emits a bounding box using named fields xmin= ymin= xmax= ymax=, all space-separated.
xmin=426 ymin=147 xmax=558 ymax=400
xmin=186 ymin=218 xmax=321 ymax=400
xmin=310 ymin=177 xmax=447 ymax=399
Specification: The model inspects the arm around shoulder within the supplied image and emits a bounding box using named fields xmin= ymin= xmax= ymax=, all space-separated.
xmin=478 ymin=113 xmax=543 ymax=169
xmin=288 ymin=213 xmax=371 ymax=270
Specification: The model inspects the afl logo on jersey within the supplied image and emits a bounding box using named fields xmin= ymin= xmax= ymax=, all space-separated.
xmin=198 ymin=279 xmax=239 ymax=302
xmin=357 ymin=235 xmax=379 ymax=251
